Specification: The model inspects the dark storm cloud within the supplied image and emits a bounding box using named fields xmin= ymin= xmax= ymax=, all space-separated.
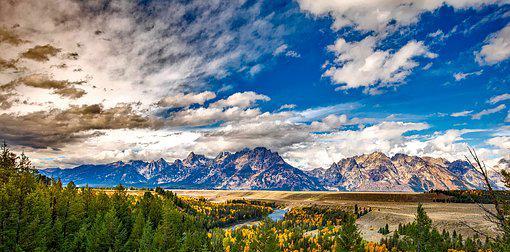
xmin=0 ymin=93 xmax=14 ymax=109
xmin=53 ymin=87 xmax=86 ymax=99
xmin=20 ymin=44 xmax=61 ymax=62
xmin=0 ymin=27 xmax=27 ymax=46
xmin=0 ymin=58 xmax=19 ymax=71
xmin=0 ymin=104 xmax=163 ymax=149
xmin=0 ymin=74 xmax=87 ymax=99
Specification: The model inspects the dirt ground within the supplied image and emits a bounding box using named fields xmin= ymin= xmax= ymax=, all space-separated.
xmin=172 ymin=190 xmax=499 ymax=242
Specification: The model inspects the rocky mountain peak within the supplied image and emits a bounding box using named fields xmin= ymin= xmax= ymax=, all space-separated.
xmin=391 ymin=153 xmax=424 ymax=166
xmin=38 ymin=149 xmax=502 ymax=192
xmin=367 ymin=151 xmax=390 ymax=159
xmin=240 ymin=147 xmax=283 ymax=164
xmin=356 ymin=151 xmax=390 ymax=163
xmin=183 ymin=152 xmax=209 ymax=165
xmin=127 ymin=160 xmax=145 ymax=166
xmin=215 ymin=151 xmax=232 ymax=161
xmin=421 ymin=156 xmax=449 ymax=166
xmin=154 ymin=158 xmax=167 ymax=165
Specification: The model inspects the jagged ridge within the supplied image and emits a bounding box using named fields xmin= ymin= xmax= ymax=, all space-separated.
xmin=40 ymin=147 xmax=324 ymax=191
xmin=306 ymin=152 xmax=497 ymax=192
xmin=40 ymin=148 xmax=499 ymax=192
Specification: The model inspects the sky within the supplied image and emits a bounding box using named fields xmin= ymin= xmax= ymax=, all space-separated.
xmin=0 ymin=0 xmax=509 ymax=170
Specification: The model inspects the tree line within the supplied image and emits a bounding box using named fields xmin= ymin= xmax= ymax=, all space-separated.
xmin=1 ymin=143 xmax=509 ymax=251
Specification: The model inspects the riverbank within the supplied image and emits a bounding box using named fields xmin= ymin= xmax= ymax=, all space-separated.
xmin=173 ymin=189 xmax=499 ymax=241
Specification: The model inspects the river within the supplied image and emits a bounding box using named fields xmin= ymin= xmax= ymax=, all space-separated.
xmin=228 ymin=208 xmax=289 ymax=230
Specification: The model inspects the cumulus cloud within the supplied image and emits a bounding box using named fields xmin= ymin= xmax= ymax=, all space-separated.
xmin=297 ymin=0 xmax=503 ymax=92
xmin=325 ymin=37 xmax=436 ymax=92
xmin=0 ymin=104 xmax=161 ymax=149
xmin=0 ymin=0 xmax=288 ymax=113
xmin=290 ymin=102 xmax=362 ymax=123
xmin=450 ymin=110 xmax=473 ymax=117
xmin=283 ymin=121 xmax=431 ymax=168
xmin=487 ymin=136 xmax=510 ymax=149
xmin=310 ymin=114 xmax=360 ymax=131
xmin=168 ymin=106 xmax=262 ymax=127
xmin=472 ymin=104 xmax=506 ymax=119
xmin=489 ymin=93 xmax=510 ymax=104
xmin=477 ymin=24 xmax=510 ymax=65
xmin=1 ymin=0 xmax=507 ymax=171
xmin=297 ymin=0 xmax=504 ymax=33
xmin=157 ymin=91 xmax=216 ymax=108
xmin=210 ymin=91 xmax=270 ymax=109
xmin=0 ymin=0 xmax=290 ymax=154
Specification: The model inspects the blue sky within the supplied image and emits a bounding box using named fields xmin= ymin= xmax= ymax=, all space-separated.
xmin=0 ymin=0 xmax=508 ymax=169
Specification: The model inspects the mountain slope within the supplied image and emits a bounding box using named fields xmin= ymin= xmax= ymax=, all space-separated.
xmin=309 ymin=152 xmax=496 ymax=192
xmin=40 ymin=147 xmax=324 ymax=191
xmin=40 ymin=148 xmax=498 ymax=191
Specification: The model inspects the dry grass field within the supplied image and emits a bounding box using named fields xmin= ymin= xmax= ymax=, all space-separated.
xmin=96 ymin=189 xmax=498 ymax=241
xmin=172 ymin=190 xmax=499 ymax=242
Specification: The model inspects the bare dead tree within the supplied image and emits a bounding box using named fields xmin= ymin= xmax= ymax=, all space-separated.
xmin=465 ymin=147 xmax=506 ymax=228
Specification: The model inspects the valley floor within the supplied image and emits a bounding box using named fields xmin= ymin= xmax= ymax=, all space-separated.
xmin=171 ymin=189 xmax=499 ymax=242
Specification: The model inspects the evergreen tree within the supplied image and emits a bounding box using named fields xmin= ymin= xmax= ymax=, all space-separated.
xmin=335 ymin=214 xmax=363 ymax=252
xmin=138 ymin=219 xmax=154 ymax=252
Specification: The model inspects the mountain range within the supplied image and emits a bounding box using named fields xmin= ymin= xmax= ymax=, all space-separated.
xmin=39 ymin=147 xmax=502 ymax=192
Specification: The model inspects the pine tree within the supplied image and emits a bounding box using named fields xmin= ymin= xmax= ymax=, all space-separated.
xmin=414 ymin=203 xmax=432 ymax=252
xmin=139 ymin=219 xmax=154 ymax=252
xmin=335 ymin=214 xmax=363 ymax=252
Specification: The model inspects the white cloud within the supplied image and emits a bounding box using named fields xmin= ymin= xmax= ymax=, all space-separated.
xmin=487 ymin=136 xmax=510 ymax=149
xmin=273 ymin=44 xmax=288 ymax=55
xmin=472 ymin=104 xmax=507 ymax=119
xmin=310 ymin=114 xmax=360 ymax=131
xmin=477 ymin=24 xmax=510 ymax=65
xmin=293 ymin=102 xmax=362 ymax=122
xmin=422 ymin=62 xmax=433 ymax=70
xmin=218 ymin=84 xmax=234 ymax=93
xmin=168 ymin=106 xmax=262 ymax=127
xmin=324 ymin=36 xmax=436 ymax=91
xmin=297 ymin=0 xmax=505 ymax=33
xmin=297 ymin=0 xmax=505 ymax=92
xmin=451 ymin=110 xmax=473 ymax=117
xmin=4 ymin=0 xmax=509 ymax=171
xmin=0 ymin=0 xmax=287 ymax=114
xmin=284 ymin=121 xmax=431 ymax=168
xmin=489 ymin=93 xmax=510 ymax=104
xmin=278 ymin=104 xmax=297 ymax=110
xmin=285 ymin=50 xmax=301 ymax=58
xmin=428 ymin=30 xmax=446 ymax=40
xmin=211 ymin=91 xmax=270 ymax=109
xmin=453 ymin=70 xmax=483 ymax=81
xmin=273 ymin=44 xmax=301 ymax=58
xmin=158 ymin=91 xmax=216 ymax=108
xmin=248 ymin=64 xmax=263 ymax=76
